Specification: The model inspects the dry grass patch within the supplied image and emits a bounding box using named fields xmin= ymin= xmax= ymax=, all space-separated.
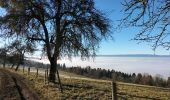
xmin=11 ymin=68 xmax=170 ymax=100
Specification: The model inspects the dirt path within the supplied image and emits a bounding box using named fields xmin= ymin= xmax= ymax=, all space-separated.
xmin=0 ymin=68 xmax=39 ymax=100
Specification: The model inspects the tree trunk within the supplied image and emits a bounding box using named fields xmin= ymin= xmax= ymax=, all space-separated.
xmin=49 ymin=60 xmax=57 ymax=82
xmin=15 ymin=63 xmax=20 ymax=71
xmin=3 ymin=53 xmax=6 ymax=68
xmin=48 ymin=59 xmax=63 ymax=92
xmin=15 ymin=54 xmax=22 ymax=71
xmin=11 ymin=63 xmax=15 ymax=69
xmin=3 ymin=60 xmax=6 ymax=68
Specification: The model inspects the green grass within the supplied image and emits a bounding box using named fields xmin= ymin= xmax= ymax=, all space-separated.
xmin=12 ymin=68 xmax=170 ymax=100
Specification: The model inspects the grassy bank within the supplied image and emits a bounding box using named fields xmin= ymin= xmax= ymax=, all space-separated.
xmin=9 ymin=68 xmax=170 ymax=100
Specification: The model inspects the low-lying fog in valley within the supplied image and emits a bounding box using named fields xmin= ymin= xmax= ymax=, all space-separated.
xmin=27 ymin=56 xmax=170 ymax=79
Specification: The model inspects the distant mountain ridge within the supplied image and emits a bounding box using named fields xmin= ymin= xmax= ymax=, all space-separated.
xmin=96 ymin=54 xmax=170 ymax=57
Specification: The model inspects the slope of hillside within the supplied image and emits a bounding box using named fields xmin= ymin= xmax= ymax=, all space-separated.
xmin=12 ymin=68 xmax=170 ymax=100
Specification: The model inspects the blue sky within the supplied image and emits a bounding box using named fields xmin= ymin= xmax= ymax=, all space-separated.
xmin=0 ymin=1 xmax=170 ymax=55
xmin=94 ymin=0 xmax=170 ymax=55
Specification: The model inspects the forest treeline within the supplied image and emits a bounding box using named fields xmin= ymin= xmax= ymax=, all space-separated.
xmin=58 ymin=64 xmax=170 ymax=88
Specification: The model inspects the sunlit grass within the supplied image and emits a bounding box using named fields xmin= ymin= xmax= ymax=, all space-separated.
xmin=8 ymin=68 xmax=170 ymax=100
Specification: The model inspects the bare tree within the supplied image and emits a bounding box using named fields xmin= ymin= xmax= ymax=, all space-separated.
xmin=120 ymin=0 xmax=170 ymax=51
xmin=0 ymin=37 xmax=35 ymax=70
xmin=0 ymin=0 xmax=111 ymax=92
xmin=0 ymin=46 xmax=8 ymax=68
xmin=8 ymin=39 xmax=35 ymax=71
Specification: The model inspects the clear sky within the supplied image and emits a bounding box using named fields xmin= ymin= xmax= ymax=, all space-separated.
xmin=0 ymin=1 xmax=170 ymax=55
xmin=94 ymin=0 xmax=170 ymax=55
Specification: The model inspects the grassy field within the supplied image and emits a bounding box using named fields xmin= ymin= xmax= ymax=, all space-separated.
xmin=9 ymin=68 xmax=170 ymax=100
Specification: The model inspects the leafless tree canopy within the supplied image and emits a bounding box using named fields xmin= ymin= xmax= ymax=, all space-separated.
xmin=120 ymin=0 xmax=170 ymax=50
xmin=0 ymin=0 xmax=111 ymax=59
xmin=0 ymin=0 xmax=111 ymax=89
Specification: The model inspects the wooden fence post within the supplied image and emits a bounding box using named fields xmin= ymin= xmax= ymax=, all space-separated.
xmin=23 ymin=66 xmax=25 ymax=73
xmin=47 ymin=69 xmax=48 ymax=82
xmin=44 ymin=70 xmax=47 ymax=84
xmin=111 ymin=73 xmax=118 ymax=100
xmin=28 ymin=67 xmax=30 ymax=75
xmin=36 ymin=68 xmax=38 ymax=78
xmin=112 ymin=81 xmax=117 ymax=100
xmin=47 ymin=69 xmax=48 ymax=78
